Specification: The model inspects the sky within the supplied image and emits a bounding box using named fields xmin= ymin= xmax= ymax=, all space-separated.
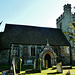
xmin=0 ymin=0 xmax=75 ymax=32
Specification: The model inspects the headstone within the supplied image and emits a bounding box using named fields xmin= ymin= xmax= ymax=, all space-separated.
xmin=13 ymin=56 xmax=16 ymax=75
xmin=16 ymin=59 xmax=20 ymax=73
xmin=11 ymin=64 xmax=13 ymax=70
xmin=34 ymin=59 xmax=36 ymax=69
xmin=38 ymin=58 xmax=41 ymax=71
xmin=40 ymin=58 xmax=41 ymax=71
xmin=12 ymin=50 xmax=16 ymax=75
xmin=57 ymin=62 xmax=63 ymax=73
xmin=20 ymin=58 xmax=22 ymax=71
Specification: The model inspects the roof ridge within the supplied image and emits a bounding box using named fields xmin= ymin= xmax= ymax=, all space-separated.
xmin=5 ymin=23 xmax=57 ymax=30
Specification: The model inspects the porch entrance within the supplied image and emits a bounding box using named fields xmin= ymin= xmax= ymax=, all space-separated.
xmin=44 ymin=54 xmax=51 ymax=68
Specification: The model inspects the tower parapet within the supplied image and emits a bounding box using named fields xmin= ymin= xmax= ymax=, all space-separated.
xmin=56 ymin=4 xmax=75 ymax=65
xmin=56 ymin=4 xmax=71 ymax=24
xmin=64 ymin=4 xmax=71 ymax=13
xmin=56 ymin=13 xmax=64 ymax=24
xmin=56 ymin=4 xmax=72 ymax=29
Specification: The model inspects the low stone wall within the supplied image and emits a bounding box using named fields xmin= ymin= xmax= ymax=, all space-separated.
xmin=0 ymin=49 xmax=10 ymax=64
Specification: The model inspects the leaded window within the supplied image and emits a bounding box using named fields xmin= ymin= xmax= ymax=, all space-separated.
xmin=31 ymin=47 xmax=35 ymax=56
xmin=13 ymin=46 xmax=20 ymax=57
xmin=24 ymin=47 xmax=28 ymax=59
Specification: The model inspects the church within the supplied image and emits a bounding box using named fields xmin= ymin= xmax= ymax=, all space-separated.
xmin=1 ymin=3 xmax=75 ymax=68
xmin=0 ymin=23 xmax=70 ymax=68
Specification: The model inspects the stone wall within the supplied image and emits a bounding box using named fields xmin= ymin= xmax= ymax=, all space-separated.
xmin=0 ymin=49 xmax=10 ymax=64
xmin=61 ymin=46 xmax=70 ymax=65
xmin=0 ymin=44 xmax=71 ymax=66
xmin=56 ymin=4 xmax=75 ymax=65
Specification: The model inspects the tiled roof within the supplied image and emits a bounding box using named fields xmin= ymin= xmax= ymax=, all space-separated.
xmin=0 ymin=32 xmax=4 ymax=49
xmin=1 ymin=24 xmax=70 ymax=49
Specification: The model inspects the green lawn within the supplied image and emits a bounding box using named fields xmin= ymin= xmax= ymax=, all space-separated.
xmin=0 ymin=72 xmax=2 ymax=75
xmin=18 ymin=66 xmax=75 ymax=75
xmin=0 ymin=66 xmax=75 ymax=75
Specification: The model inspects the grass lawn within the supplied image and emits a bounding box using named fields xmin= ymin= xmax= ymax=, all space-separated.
xmin=18 ymin=66 xmax=75 ymax=75
xmin=0 ymin=66 xmax=75 ymax=75
xmin=0 ymin=72 xmax=2 ymax=75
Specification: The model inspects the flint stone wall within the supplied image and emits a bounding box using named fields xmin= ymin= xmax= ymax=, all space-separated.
xmin=0 ymin=49 xmax=10 ymax=64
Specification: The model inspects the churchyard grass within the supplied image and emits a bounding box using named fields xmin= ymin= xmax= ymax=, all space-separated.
xmin=0 ymin=65 xmax=75 ymax=75
xmin=0 ymin=72 xmax=2 ymax=75
xmin=18 ymin=66 xmax=75 ymax=75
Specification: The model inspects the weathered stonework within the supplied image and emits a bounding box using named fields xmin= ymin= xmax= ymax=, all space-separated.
xmin=0 ymin=49 xmax=10 ymax=64
xmin=56 ymin=4 xmax=75 ymax=65
xmin=9 ymin=43 xmax=70 ymax=67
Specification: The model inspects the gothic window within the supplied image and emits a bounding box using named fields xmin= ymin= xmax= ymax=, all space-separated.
xmin=31 ymin=47 xmax=35 ymax=56
xmin=13 ymin=46 xmax=20 ymax=57
xmin=24 ymin=47 xmax=27 ymax=53
xmin=66 ymin=47 xmax=69 ymax=54
xmin=24 ymin=47 xmax=28 ymax=59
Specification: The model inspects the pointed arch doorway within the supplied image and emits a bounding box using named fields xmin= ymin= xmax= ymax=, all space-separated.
xmin=39 ymin=43 xmax=57 ymax=68
xmin=44 ymin=53 xmax=51 ymax=67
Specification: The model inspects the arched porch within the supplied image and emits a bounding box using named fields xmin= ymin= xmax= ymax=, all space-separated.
xmin=39 ymin=45 xmax=57 ymax=68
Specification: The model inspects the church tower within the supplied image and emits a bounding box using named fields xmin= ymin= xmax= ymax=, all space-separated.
xmin=56 ymin=4 xmax=72 ymax=33
xmin=56 ymin=4 xmax=75 ymax=65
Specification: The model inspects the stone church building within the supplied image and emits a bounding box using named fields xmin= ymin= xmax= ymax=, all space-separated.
xmin=0 ymin=24 xmax=70 ymax=68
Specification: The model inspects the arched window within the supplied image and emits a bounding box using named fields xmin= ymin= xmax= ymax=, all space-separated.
xmin=13 ymin=46 xmax=20 ymax=57
xmin=31 ymin=47 xmax=35 ymax=56
xmin=24 ymin=47 xmax=28 ymax=59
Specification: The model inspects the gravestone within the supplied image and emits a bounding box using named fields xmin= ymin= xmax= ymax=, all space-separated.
xmin=39 ymin=58 xmax=41 ymax=71
xmin=15 ymin=58 xmax=22 ymax=73
xmin=34 ymin=59 xmax=36 ymax=69
xmin=12 ymin=50 xmax=16 ymax=75
xmin=16 ymin=59 xmax=20 ymax=73
xmin=20 ymin=58 xmax=22 ymax=71
xmin=57 ymin=62 xmax=63 ymax=73
xmin=38 ymin=58 xmax=41 ymax=71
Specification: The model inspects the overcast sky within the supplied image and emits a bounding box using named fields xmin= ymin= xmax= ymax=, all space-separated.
xmin=0 ymin=0 xmax=75 ymax=32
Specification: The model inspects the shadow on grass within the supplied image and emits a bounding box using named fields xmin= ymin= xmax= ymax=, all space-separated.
xmin=25 ymin=69 xmax=41 ymax=74
xmin=47 ymin=72 xmax=62 ymax=75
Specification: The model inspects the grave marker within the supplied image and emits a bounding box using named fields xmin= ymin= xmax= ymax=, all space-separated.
xmin=57 ymin=62 xmax=63 ymax=73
